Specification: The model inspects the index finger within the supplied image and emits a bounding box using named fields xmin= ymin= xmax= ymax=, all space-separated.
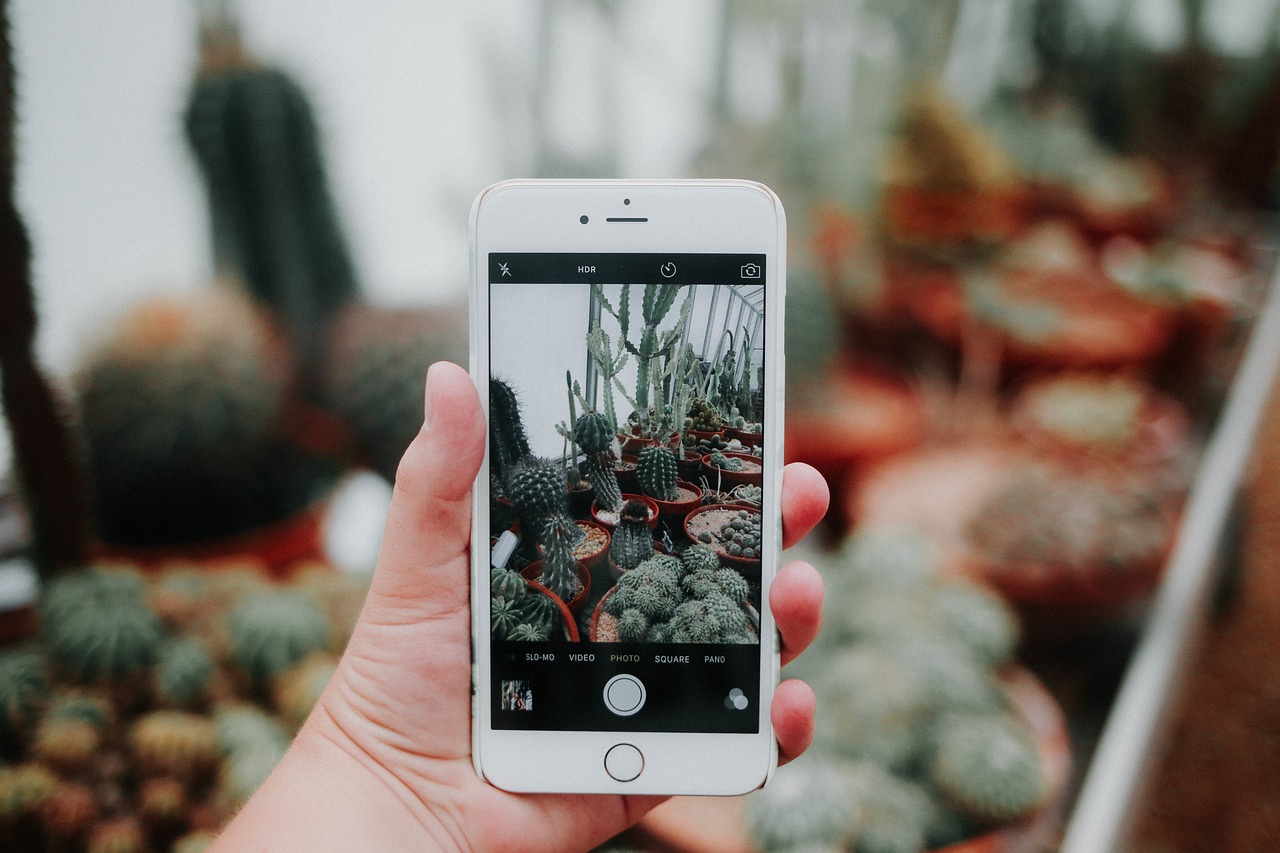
xmin=781 ymin=462 xmax=829 ymax=549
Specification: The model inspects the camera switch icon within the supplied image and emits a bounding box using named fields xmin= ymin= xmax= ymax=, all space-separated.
xmin=724 ymin=688 xmax=749 ymax=711
xmin=740 ymin=263 xmax=761 ymax=279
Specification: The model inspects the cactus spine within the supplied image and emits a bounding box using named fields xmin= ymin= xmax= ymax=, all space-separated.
xmin=489 ymin=378 xmax=533 ymax=489
xmin=536 ymin=517 xmax=580 ymax=604
xmin=609 ymin=499 xmax=654 ymax=573
xmin=573 ymin=412 xmax=621 ymax=512
xmin=637 ymin=445 xmax=679 ymax=501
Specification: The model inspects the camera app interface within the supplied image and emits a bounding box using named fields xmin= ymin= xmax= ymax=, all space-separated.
xmin=488 ymin=253 xmax=767 ymax=733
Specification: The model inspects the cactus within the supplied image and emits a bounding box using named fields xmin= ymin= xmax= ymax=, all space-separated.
xmin=0 ymin=649 xmax=46 ymax=748
xmin=184 ymin=28 xmax=360 ymax=371
xmin=44 ymin=599 xmax=164 ymax=684
xmin=273 ymin=654 xmax=337 ymax=729
xmin=604 ymin=557 xmax=682 ymax=622
xmin=678 ymin=544 xmax=720 ymax=576
xmin=574 ymin=412 xmax=622 ymax=513
xmin=608 ymin=499 xmax=654 ymax=573
xmin=0 ymin=763 xmax=57 ymax=825
xmin=718 ymin=510 xmax=762 ymax=559
xmin=877 ymin=635 xmax=1003 ymax=715
xmin=835 ymin=530 xmax=937 ymax=593
xmin=687 ymin=397 xmax=724 ymax=433
xmin=322 ymin=304 xmax=466 ymax=481
xmin=617 ymin=609 xmax=649 ymax=642
xmin=155 ymin=639 xmax=215 ymax=708
xmin=491 ymin=597 xmax=523 ymax=639
xmin=490 ymin=378 xmax=533 ymax=488
xmin=40 ymin=781 xmax=99 ymax=842
xmin=508 ymin=624 xmax=550 ymax=642
xmin=668 ymin=593 xmax=753 ymax=643
xmin=137 ymin=776 xmax=186 ymax=826
xmin=534 ymin=517 xmax=581 ymax=604
xmin=490 ymin=568 xmax=527 ymax=604
xmin=130 ymin=711 xmax=220 ymax=783
xmin=32 ymin=717 xmax=100 ymax=773
xmin=75 ymin=292 xmax=333 ymax=545
xmin=214 ymin=706 xmax=289 ymax=759
xmin=593 ymin=283 xmax=690 ymax=415
xmin=929 ymin=582 xmax=1020 ymax=669
xmin=844 ymin=762 xmax=935 ymax=853
xmin=929 ymin=714 xmax=1047 ymax=825
xmin=636 ymin=446 xmax=679 ymax=502
xmin=505 ymin=458 xmax=573 ymax=540
xmin=227 ymin=591 xmax=331 ymax=684
xmin=708 ymin=450 xmax=743 ymax=472
xmin=814 ymin=647 xmax=930 ymax=771
xmin=46 ymin=693 xmax=113 ymax=733
xmin=87 ymin=815 xmax=147 ymax=853
xmin=745 ymin=758 xmax=860 ymax=853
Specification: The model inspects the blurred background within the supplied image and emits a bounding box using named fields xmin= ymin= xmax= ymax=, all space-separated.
xmin=4 ymin=0 xmax=1280 ymax=850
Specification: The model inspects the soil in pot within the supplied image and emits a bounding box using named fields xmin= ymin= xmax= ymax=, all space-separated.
xmin=521 ymin=561 xmax=591 ymax=614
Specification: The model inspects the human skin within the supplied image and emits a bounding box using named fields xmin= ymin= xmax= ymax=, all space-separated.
xmin=211 ymin=361 xmax=828 ymax=852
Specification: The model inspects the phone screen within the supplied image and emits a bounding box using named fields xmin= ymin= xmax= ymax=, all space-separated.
xmin=486 ymin=252 xmax=769 ymax=735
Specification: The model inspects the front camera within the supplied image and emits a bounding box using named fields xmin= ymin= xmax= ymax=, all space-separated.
xmin=580 ymin=215 xmax=589 ymax=224
xmin=623 ymin=198 xmax=631 ymax=205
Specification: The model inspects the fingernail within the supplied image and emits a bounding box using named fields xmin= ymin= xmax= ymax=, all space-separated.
xmin=423 ymin=362 xmax=440 ymax=429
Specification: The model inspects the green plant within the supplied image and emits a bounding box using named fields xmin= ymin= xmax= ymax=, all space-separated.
xmin=573 ymin=412 xmax=622 ymax=513
xmin=929 ymin=713 xmax=1047 ymax=825
xmin=214 ymin=706 xmax=289 ymax=805
xmin=321 ymin=305 xmax=466 ymax=481
xmin=31 ymin=717 xmax=99 ymax=774
xmin=184 ymin=36 xmax=360 ymax=370
xmin=155 ymin=639 xmax=215 ymax=708
xmin=533 ymin=517 xmax=580 ymax=605
xmin=490 ymin=575 xmax=563 ymax=642
xmin=603 ymin=557 xmax=683 ymax=622
xmin=617 ymin=610 xmax=649 ymax=643
xmin=505 ymin=458 xmax=576 ymax=540
xmin=45 ymin=693 xmax=113 ymax=733
xmin=227 ymin=592 xmax=331 ymax=684
xmin=592 ymin=283 xmax=691 ymax=417
xmin=75 ymin=293 xmax=332 ymax=546
xmin=687 ymin=397 xmax=724 ymax=433
xmin=636 ymin=445 xmax=679 ymax=502
xmin=707 ymin=450 xmax=743 ymax=471
xmin=667 ymin=594 xmax=754 ymax=643
xmin=0 ymin=649 xmax=46 ymax=750
xmin=718 ymin=510 xmax=762 ymax=559
xmin=745 ymin=757 xmax=860 ymax=853
xmin=130 ymin=711 xmax=220 ymax=783
xmin=172 ymin=830 xmax=219 ymax=853
xmin=0 ymin=763 xmax=57 ymax=826
xmin=87 ymin=815 xmax=147 ymax=853
xmin=608 ymin=499 xmax=654 ymax=573
xmin=43 ymin=598 xmax=164 ymax=685
xmin=489 ymin=378 xmax=533 ymax=490
xmin=490 ymin=568 xmax=527 ymax=603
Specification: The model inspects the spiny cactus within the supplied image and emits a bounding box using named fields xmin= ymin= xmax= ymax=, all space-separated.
xmin=273 ymin=654 xmax=337 ymax=729
xmin=718 ymin=510 xmax=762 ymax=559
xmin=929 ymin=714 xmax=1047 ymax=825
xmin=604 ymin=557 xmax=682 ymax=622
xmin=214 ymin=706 xmax=289 ymax=759
xmin=490 ymin=379 xmax=533 ymax=487
xmin=636 ymin=445 xmax=679 ymax=502
xmin=745 ymin=758 xmax=860 ymax=853
xmin=708 ymin=451 xmax=744 ymax=472
xmin=184 ymin=34 xmax=360 ymax=370
xmin=0 ymin=649 xmax=46 ymax=749
xmin=491 ymin=579 xmax=563 ymax=642
xmin=137 ymin=776 xmax=187 ymax=826
xmin=678 ymin=543 xmax=721 ymax=576
xmin=31 ymin=717 xmax=99 ymax=773
xmin=574 ymin=412 xmax=622 ymax=513
xmin=322 ymin=304 xmax=466 ymax=481
xmin=491 ymin=597 xmax=523 ymax=639
xmin=668 ymin=593 xmax=753 ymax=643
xmin=227 ymin=591 xmax=331 ymax=684
xmin=687 ymin=397 xmax=723 ymax=432
xmin=844 ymin=762 xmax=936 ymax=853
xmin=40 ymin=781 xmax=99 ymax=842
xmin=617 ymin=609 xmax=649 ymax=643
xmin=517 ymin=591 xmax=560 ymax=639
xmin=490 ymin=568 xmax=526 ymax=603
xmin=508 ymin=624 xmax=549 ymax=642
xmin=835 ymin=530 xmax=936 ymax=593
xmin=44 ymin=598 xmax=164 ymax=685
xmin=155 ymin=639 xmax=215 ymax=708
xmin=505 ymin=458 xmax=572 ymax=540
xmin=928 ymin=582 xmax=1020 ymax=669
xmin=0 ymin=763 xmax=57 ymax=825
xmin=535 ymin=517 xmax=581 ymax=604
xmin=130 ymin=711 xmax=220 ymax=783
xmin=814 ymin=647 xmax=930 ymax=771
xmin=40 ymin=568 xmax=147 ymax=626
xmin=87 ymin=815 xmax=147 ymax=853
xmin=75 ymin=292 xmax=333 ymax=545
xmin=878 ymin=634 xmax=1003 ymax=715
xmin=608 ymin=499 xmax=654 ymax=573
xmin=45 ymin=693 xmax=113 ymax=733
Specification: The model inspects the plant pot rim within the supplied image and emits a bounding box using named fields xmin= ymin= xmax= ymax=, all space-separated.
xmin=521 ymin=560 xmax=592 ymax=614
xmin=521 ymin=577 xmax=580 ymax=642
xmin=591 ymin=494 xmax=660 ymax=531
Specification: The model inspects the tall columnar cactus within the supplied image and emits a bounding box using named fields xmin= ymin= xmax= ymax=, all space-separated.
xmin=75 ymin=292 xmax=333 ymax=546
xmin=184 ymin=22 xmax=360 ymax=372
xmin=592 ymin=283 xmax=691 ymax=418
xmin=536 ymin=517 xmax=580 ymax=604
xmin=573 ymin=412 xmax=621 ymax=512
xmin=489 ymin=378 xmax=533 ymax=490
xmin=636 ymin=445 xmax=678 ymax=502
xmin=227 ymin=592 xmax=331 ymax=684
xmin=608 ymin=499 xmax=654 ymax=573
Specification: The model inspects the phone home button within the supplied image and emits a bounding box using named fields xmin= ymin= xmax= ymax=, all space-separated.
xmin=603 ymin=674 xmax=646 ymax=716
xmin=604 ymin=743 xmax=644 ymax=782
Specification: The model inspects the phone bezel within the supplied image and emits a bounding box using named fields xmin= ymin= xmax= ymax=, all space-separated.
xmin=469 ymin=179 xmax=786 ymax=795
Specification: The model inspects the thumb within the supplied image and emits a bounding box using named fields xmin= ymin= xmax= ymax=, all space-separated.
xmin=368 ymin=361 xmax=485 ymax=612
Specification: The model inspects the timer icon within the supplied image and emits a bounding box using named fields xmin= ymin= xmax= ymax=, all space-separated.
xmin=659 ymin=262 xmax=677 ymax=278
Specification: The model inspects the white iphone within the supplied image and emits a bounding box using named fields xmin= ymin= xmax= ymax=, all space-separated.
xmin=469 ymin=179 xmax=785 ymax=795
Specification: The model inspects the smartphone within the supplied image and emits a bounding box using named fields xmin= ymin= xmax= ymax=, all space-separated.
xmin=469 ymin=179 xmax=785 ymax=795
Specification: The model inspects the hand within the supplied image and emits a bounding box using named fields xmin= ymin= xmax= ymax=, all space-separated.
xmin=212 ymin=362 xmax=828 ymax=852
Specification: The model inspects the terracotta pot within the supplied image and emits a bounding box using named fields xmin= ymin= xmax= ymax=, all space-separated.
xmin=591 ymin=495 xmax=659 ymax=532
xmin=567 ymin=480 xmax=595 ymax=518
xmin=635 ymin=666 xmax=1070 ymax=853
xmin=614 ymin=454 xmax=640 ymax=492
xmin=535 ymin=519 xmax=610 ymax=573
xmin=687 ymin=428 xmax=724 ymax=443
xmin=94 ymin=501 xmax=330 ymax=581
xmin=521 ymin=560 xmax=591 ymax=615
xmin=683 ymin=504 xmax=763 ymax=577
xmin=648 ymin=480 xmax=703 ymax=520
xmin=521 ymin=578 xmax=580 ymax=642
xmin=620 ymin=435 xmax=656 ymax=454
xmin=590 ymin=586 xmax=759 ymax=644
xmin=700 ymin=451 xmax=764 ymax=488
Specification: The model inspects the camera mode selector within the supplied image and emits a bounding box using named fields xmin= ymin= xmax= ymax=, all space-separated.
xmin=603 ymin=674 xmax=646 ymax=716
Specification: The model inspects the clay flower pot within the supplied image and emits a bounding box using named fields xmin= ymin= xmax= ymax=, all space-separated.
xmin=700 ymin=451 xmax=764 ymax=488
xmin=647 ymin=480 xmax=703 ymax=520
xmin=591 ymin=495 xmax=659 ymax=532
xmin=683 ymin=504 xmax=763 ymax=577
xmin=520 ymin=578 xmax=580 ymax=642
xmin=521 ymin=561 xmax=592 ymax=616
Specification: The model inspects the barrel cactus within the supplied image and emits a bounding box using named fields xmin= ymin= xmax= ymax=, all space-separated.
xmin=604 ymin=557 xmax=683 ymax=622
xmin=745 ymin=758 xmax=860 ymax=853
xmin=668 ymin=594 xmax=754 ymax=643
xmin=214 ymin=706 xmax=290 ymax=805
xmin=574 ymin=412 xmax=622 ymax=512
xmin=273 ymin=654 xmax=337 ymax=729
xmin=155 ymin=639 xmax=215 ymax=708
xmin=227 ymin=592 xmax=331 ymax=684
xmin=490 ymin=568 xmax=527 ymax=604
xmin=505 ymin=458 xmax=573 ymax=541
xmin=687 ymin=397 xmax=723 ymax=432
xmin=0 ymin=763 xmax=57 ymax=826
xmin=130 ymin=711 xmax=220 ymax=783
xmin=608 ymin=499 xmax=654 ymax=573
xmin=930 ymin=713 xmax=1047 ymax=825
xmin=44 ymin=598 xmax=164 ymax=685
xmin=636 ymin=445 xmax=679 ymax=502
xmin=0 ymin=649 xmax=46 ymax=749
xmin=31 ymin=717 xmax=99 ymax=773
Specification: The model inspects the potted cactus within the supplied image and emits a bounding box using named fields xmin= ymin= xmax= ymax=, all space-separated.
xmin=635 ymin=446 xmax=702 ymax=520
xmin=683 ymin=505 xmax=764 ymax=576
xmin=701 ymin=451 xmax=764 ymax=488
xmin=520 ymin=517 xmax=591 ymax=614
xmin=606 ymin=498 xmax=656 ymax=578
xmin=490 ymin=567 xmax=578 ymax=642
